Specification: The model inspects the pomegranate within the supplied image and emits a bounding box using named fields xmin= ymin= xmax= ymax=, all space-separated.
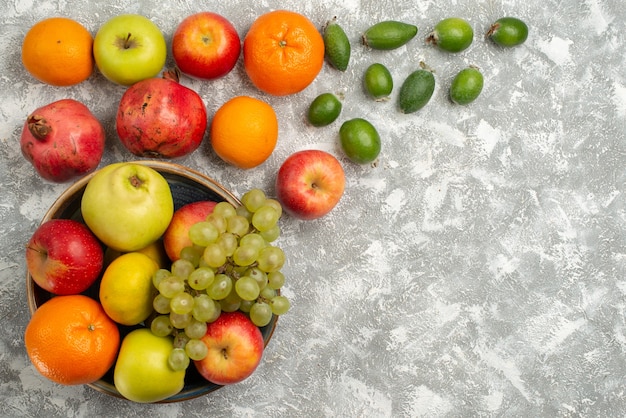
xmin=20 ymin=99 xmax=106 ymax=183
xmin=116 ymin=69 xmax=207 ymax=158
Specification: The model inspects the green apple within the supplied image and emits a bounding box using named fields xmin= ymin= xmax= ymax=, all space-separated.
xmin=81 ymin=162 xmax=174 ymax=252
xmin=114 ymin=329 xmax=185 ymax=403
xmin=93 ymin=14 xmax=167 ymax=86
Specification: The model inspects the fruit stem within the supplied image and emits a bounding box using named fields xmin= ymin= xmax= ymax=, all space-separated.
xmin=124 ymin=33 xmax=133 ymax=49
xmin=27 ymin=115 xmax=51 ymax=140
xmin=129 ymin=175 xmax=144 ymax=188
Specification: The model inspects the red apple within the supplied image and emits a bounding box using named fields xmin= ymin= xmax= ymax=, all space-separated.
xmin=172 ymin=12 xmax=241 ymax=80
xmin=194 ymin=311 xmax=264 ymax=385
xmin=275 ymin=150 xmax=346 ymax=220
xmin=163 ymin=200 xmax=217 ymax=261
xmin=26 ymin=219 xmax=104 ymax=295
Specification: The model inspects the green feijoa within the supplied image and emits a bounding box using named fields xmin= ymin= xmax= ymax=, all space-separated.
xmin=449 ymin=66 xmax=483 ymax=105
xmin=362 ymin=20 xmax=418 ymax=50
xmin=323 ymin=17 xmax=351 ymax=71
xmin=426 ymin=17 xmax=473 ymax=53
xmin=339 ymin=118 xmax=381 ymax=164
xmin=398 ymin=68 xmax=435 ymax=113
xmin=307 ymin=93 xmax=342 ymax=127
xmin=363 ymin=63 xmax=393 ymax=101
xmin=486 ymin=17 xmax=529 ymax=47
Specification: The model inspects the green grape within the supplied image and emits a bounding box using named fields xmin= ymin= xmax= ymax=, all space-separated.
xmin=267 ymin=271 xmax=285 ymax=290
xmin=239 ymin=233 xmax=266 ymax=250
xmin=263 ymin=198 xmax=283 ymax=218
xmin=257 ymin=246 xmax=285 ymax=272
xmin=188 ymin=267 xmax=215 ymax=290
xmin=260 ymin=286 xmax=277 ymax=300
xmin=150 ymin=314 xmax=173 ymax=337
xmin=213 ymin=201 xmax=237 ymax=218
xmin=252 ymin=206 xmax=279 ymax=232
xmin=206 ymin=273 xmax=232 ymax=300
xmin=235 ymin=204 xmax=253 ymax=221
xmin=202 ymin=243 xmax=226 ymax=268
xmin=235 ymin=276 xmax=261 ymax=301
xmin=241 ymin=188 xmax=267 ymax=212
xmin=249 ymin=302 xmax=273 ymax=327
xmin=170 ymin=311 xmax=193 ymax=329
xmin=168 ymin=348 xmax=190 ymax=371
xmin=270 ymin=295 xmax=291 ymax=315
xmin=219 ymin=298 xmax=241 ymax=312
xmin=259 ymin=224 xmax=281 ymax=242
xmin=206 ymin=299 xmax=222 ymax=323
xmin=153 ymin=294 xmax=172 ymax=314
xmin=227 ymin=215 xmax=250 ymax=237
xmin=239 ymin=299 xmax=254 ymax=313
xmin=245 ymin=267 xmax=268 ymax=290
xmin=179 ymin=245 xmax=204 ymax=266
xmin=170 ymin=292 xmax=195 ymax=315
xmin=216 ymin=232 xmax=238 ymax=257
xmin=184 ymin=319 xmax=208 ymax=339
xmin=188 ymin=221 xmax=219 ymax=247
xmin=185 ymin=339 xmax=209 ymax=361
xmin=232 ymin=244 xmax=260 ymax=267
xmin=152 ymin=268 xmax=171 ymax=288
xmin=173 ymin=331 xmax=191 ymax=348
xmin=205 ymin=212 xmax=227 ymax=233
xmin=158 ymin=276 xmax=185 ymax=298
xmin=171 ymin=258 xmax=195 ymax=280
xmin=192 ymin=294 xmax=218 ymax=322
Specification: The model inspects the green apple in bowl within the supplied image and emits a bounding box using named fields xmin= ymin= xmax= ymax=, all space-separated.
xmin=93 ymin=14 xmax=167 ymax=86
xmin=114 ymin=329 xmax=185 ymax=403
xmin=81 ymin=162 xmax=174 ymax=252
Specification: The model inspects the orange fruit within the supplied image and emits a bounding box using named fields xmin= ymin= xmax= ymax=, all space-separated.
xmin=243 ymin=10 xmax=324 ymax=96
xmin=210 ymin=96 xmax=279 ymax=169
xmin=24 ymin=295 xmax=120 ymax=385
xmin=21 ymin=17 xmax=94 ymax=86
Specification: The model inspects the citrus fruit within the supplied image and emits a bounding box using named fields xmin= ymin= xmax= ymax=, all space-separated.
xmin=210 ymin=96 xmax=279 ymax=169
xmin=24 ymin=294 xmax=120 ymax=385
xmin=21 ymin=17 xmax=94 ymax=86
xmin=339 ymin=118 xmax=381 ymax=164
xmin=99 ymin=252 xmax=159 ymax=326
xmin=243 ymin=10 xmax=325 ymax=96
xmin=307 ymin=93 xmax=342 ymax=127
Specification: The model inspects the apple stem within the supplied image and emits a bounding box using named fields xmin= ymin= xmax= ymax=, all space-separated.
xmin=129 ymin=175 xmax=143 ymax=188
xmin=124 ymin=33 xmax=133 ymax=49
xmin=27 ymin=115 xmax=51 ymax=140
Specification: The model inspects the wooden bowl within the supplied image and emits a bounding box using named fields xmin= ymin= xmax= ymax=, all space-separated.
xmin=25 ymin=160 xmax=278 ymax=402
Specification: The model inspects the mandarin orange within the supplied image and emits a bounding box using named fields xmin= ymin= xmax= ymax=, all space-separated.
xmin=21 ymin=17 xmax=94 ymax=86
xmin=24 ymin=295 xmax=120 ymax=385
xmin=210 ymin=96 xmax=279 ymax=169
xmin=243 ymin=10 xmax=324 ymax=96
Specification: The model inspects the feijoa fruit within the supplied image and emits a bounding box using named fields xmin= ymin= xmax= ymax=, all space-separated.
xmin=449 ymin=66 xmax=483 ymax=105
xmin=362 ymin=20 xmax=418 ymax=50
xmin=339 ymin=118 xmax=381 ymax=164
xmin=307 ymin=93 xmax=342 ymax=127
xmin=323 ymin=17 xmax=351 ymax=71
xmin=426 ymin=17 xmax=473 ymax=53
xmin=363 ymin=63 xmax=393 ymax=101
xmin=486 ymin=17 xmax=528 ymax=47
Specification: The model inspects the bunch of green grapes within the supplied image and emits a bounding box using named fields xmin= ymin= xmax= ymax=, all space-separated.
xmin=149 ymin=188 xmax=291 ymax=371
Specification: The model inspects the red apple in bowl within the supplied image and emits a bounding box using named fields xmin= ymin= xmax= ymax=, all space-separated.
xmin=163 ymin=200 xmax=217 ymax=261
xmin=275 ymin=150 xmax=346 ymax=220
xmin=194 ymin=311 xmax=264 ymax=385
xmin=26 ymin=219 xmax=104 ymax=295
xmin=172 ymin=12 xmax=241 ymax=80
